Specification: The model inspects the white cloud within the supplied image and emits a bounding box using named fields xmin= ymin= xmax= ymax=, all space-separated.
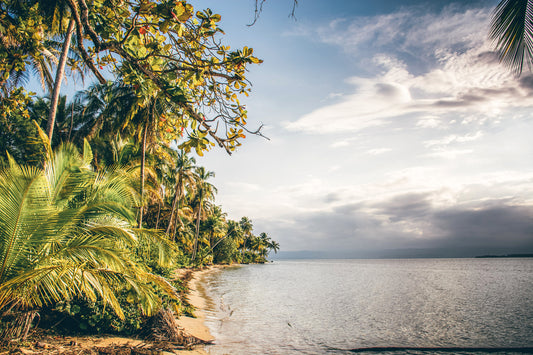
xmin=423 ymin=131 xmax=484 ymax=148
xmin=316 ymin=6 xmax=490 ymax=60
xmin=367 ymin=148 xmax=392 ymax=155
xmin=330 ymin=140 xmax=351 ymax=148
xmin=284 ymin=7 xmax=533 ymax=136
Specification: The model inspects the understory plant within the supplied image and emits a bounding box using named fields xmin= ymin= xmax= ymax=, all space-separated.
xmin=0 ymin=139 xmax=178 ymax=340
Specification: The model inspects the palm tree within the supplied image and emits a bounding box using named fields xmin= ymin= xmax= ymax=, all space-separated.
xmin=202 ymin=205 xmax=227 ymax=250
xmin=73 ymin=80 xmax=174 ymax=228
xmin=0 ymin=0 xmax=81 ymax=142
xmin=166 ymin=152 xmax=197 ymax=239
xmin=0 ymin=1 xmax=57 ymax=94
xmin=211 ymin=219 xmax=241 ymax=264
xmin=120 ymin=88 xmax=181 ymax=229
xmin=46 ymin=17 xmax=75 ymax=141
xmin=239 ymin=216 xmax=253 ymax=259
xmin=248 ymin=235 xmax=263 ymax=261
xmin=268 ymin=239 xmax=280 ymax=255
xmin=490 ymin=0 xmax=533 ymax=75
xmin=191 ymin=167 xmax=217 ymax=262
xmin=0 ymin=140 xmax=176 ymax=340
xmin=73 ymin=82 xmax=132 ymax=143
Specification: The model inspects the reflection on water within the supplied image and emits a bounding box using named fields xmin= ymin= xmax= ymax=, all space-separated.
xmin=201 ymin=259 xmax=533 ymax=355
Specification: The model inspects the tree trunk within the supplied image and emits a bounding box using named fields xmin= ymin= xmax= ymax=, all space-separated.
xmin=46 ymin=18 xmax=75 ymax=141
xmin=138 ymin=125 xmax=147 ymax=228
xmin=171 ymin=194 xmax=183 ymax=239
xmin=166 ymin=176 xmax=181 ymax=236
xmin=155 ymin=202 xmax=161 ymax=229
xmin=67 ymin=102 xmax=74 ymax=141
xmin=191 ymin=196 xmax=202 ymax=261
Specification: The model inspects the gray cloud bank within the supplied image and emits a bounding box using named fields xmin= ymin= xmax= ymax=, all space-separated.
xmin=268 ymin=192 xmax=533 ymax=258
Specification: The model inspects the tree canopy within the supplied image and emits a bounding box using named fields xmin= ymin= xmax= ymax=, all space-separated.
xmin=0 ymin=0 xmax=279 ymax=341
xmin=1 ymin=0 xmax=264 ymax=155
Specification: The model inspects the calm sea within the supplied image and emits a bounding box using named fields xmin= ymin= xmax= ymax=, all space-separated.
xmin=201 ymin=259 xmax=533 ymax=355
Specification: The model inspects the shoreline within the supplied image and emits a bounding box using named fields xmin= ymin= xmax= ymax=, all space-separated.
xmin=175 ymin=265 xmax=222 ymax=354
xmin=4 ymin=266 xmax=225 ymax=354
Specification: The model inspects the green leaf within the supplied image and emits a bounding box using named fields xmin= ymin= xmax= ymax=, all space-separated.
xmin=83 ymin=139 xmax=93 ymax=166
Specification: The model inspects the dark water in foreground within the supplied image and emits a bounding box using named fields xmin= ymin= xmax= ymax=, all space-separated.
xmin=201 ymin=259 xmax=533 ymax=354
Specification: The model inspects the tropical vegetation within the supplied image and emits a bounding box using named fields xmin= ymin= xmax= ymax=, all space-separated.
xmin=490 ymin=0 xmax=533 ymax=76
xmin=0 ymin=0 xmax=278 ymax=342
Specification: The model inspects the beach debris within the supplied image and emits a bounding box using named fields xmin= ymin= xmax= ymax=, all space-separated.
xmin=34 ymin=342 xmax=50 ymax=349
xmin=142 ymin=308 xmax=212 ymax=349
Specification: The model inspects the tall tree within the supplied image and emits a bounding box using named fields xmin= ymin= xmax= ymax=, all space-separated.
xmin=57 ymin=1 xmax=264 ymax=154
xmin=191 ymin=167 xmax=216 ymax=262
xmin=239 ymin=216 xmax=253 ymax=258
xmin=166 ymin=152 xmax=196 ymax=238
xmin=203 ymin=205 xmax=227 ymax=249
xmin=0 ymin=1 xmax=56 ymax=93
xmin=46 ymin=18 xmax=75 ymax=141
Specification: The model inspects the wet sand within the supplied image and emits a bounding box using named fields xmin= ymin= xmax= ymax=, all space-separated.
xmin=176 ymin=267 xmax=217 ymax=346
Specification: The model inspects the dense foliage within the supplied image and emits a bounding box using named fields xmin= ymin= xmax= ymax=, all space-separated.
xmin=0 ymin=0 xmax=278 ymax=340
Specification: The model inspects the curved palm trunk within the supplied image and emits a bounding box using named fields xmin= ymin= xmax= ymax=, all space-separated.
xmin=138 ymin=125 xmax=147 ymax=228
xmin=191 ymin=195 xmax=202 ymax=262
xmin=46 ymin=18 xmax=75 ymax=141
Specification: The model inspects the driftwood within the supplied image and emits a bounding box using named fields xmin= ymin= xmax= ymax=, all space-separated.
xmin=142 ymin=308 xmax=211 ymax=348
xmin=0 ymin=310 xmax=39 ymax=341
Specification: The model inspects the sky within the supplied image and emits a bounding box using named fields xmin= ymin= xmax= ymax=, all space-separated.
xmin=41 ymin=0 xmax=533 ymax=258
xmin=185 ymin=0 xmax=533 ymax=258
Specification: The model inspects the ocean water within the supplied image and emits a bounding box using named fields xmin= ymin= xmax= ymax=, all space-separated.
xmin=201 ymin=259 xmax=533 ymax=354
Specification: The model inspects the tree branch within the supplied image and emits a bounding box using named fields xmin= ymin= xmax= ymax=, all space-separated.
xmin=65 ymin=0 xmax=106 ymax=84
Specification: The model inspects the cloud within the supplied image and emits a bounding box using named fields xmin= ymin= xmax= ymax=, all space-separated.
xmin=284 ymin=6 xmax=533 ymax=135
xmin=367 ymin=148 xmax=392 ymax=155
xmin=243 ymin=165 xmax=533 ymax=255
xmin=315 ymin=6 xmax=490 ymax=63
xmin=268 ymin=189 xmax=533 ymax=255
xmin=423 ymin=131 xmax=484 ymax=148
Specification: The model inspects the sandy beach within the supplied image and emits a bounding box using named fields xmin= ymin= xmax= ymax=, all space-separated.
xmin=176 ymin=267 xmax=216 ymax=346
xmin=6 ymin=267 xmax=221 ymax=355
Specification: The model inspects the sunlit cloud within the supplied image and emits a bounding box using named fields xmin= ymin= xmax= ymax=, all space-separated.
xmin=423 ymin=131 xmax=484 ymax=148
xmin=330 ymin=140 xmax=351 ymax=148
xmin=284 ymin=7 xmax=533 ymax=135
xmin=366 ymin=148 xmax=392 ymax=155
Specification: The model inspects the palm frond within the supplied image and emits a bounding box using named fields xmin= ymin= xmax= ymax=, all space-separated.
xmin=0 ymin=143 xmax=170 ymax=321
xmin=490 ymin=0 xmax=533 ymax=75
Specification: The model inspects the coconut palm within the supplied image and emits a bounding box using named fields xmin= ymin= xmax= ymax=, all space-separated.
xmin=211 ymin=219 xmax=241 ymax=264
xmin=46 ymin=17 xmax=75 ymax=141
xmin=238 ymin=216 xmax=253 ymax=259
xmin=490 ymin=0 xmax=533 ymax=75
xmin=191 ymin=167 xmax=217 ymax=262
xmin=0 ymin=0 xmax=83 ymax=142
xmin=73 ymin=80 xmax=173 ymax=228
xmin=0 ymin=140 xmax=176 ymax=340
xmin=268 ymin=239 xmax=280 ymax=255
xmin=166 ymin=152 xmax=197 ymax=239
xmin=0 ymin=1 xmax=57 ymax=94
xmin=202 ymin=205 xmax=227 ymax=250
